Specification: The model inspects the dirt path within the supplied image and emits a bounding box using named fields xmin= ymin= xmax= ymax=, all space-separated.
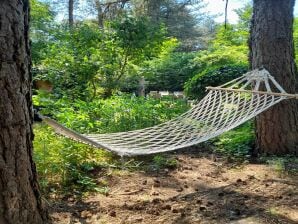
xmin=50 ymin=149 xmax=298 ymax=224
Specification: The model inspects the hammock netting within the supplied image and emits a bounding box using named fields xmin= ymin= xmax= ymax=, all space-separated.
xmin=43 ymin=69 xmax=297 ymax=156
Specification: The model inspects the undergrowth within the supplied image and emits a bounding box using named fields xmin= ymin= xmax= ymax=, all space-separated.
xmin=261 ymin=156 xmax=298 ymax=175
xmin=33 ymin=123 xmax=114 ymax=196
xmin=33 ymin=94 xmax=188 ymax=196
xmin=34 ymin=92 xmax=189 ymax=133
xmin=213 ymin=121 xmax=255 ymax=159
xmin=34 ymin=124 xmax=179 ymax=196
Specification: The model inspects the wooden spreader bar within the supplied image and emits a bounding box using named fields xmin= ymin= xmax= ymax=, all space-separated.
xmin=206 ymin=86 xmax=298 ymax=99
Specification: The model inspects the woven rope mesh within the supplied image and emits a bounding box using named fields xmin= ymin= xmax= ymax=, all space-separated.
xmin=44 ymin=69 xmax=289 ymax=156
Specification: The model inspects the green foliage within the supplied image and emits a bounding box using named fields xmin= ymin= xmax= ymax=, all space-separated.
xmin=33 ymin=123 xmax=113 ymax=194
xmin=146 ymin=51 xmax=198 ymax=91
xmin=32 ymin=17 xmax=168 ymax=99
xmin=192 ymin=25 xmax=248 ymax=70
xmin=141 ymin=0 xmax=215 ymax=51
xmin=31 ymin=0 xmax=54 ymax=32
xmin=152 ymin=155 xmax=178 ymax=170
xmin=182 ymin=5 xmax=250 ymax=99
xmin=33 ymin=23 xmax=102 ymax=99
xmin=293 ymin=18 xmax=298 ymax=61
xmin=111 ymin=16 xmax=166 ymax=59
xmin=182 ymin=7 xmax=250 ymax=99
xmin=33 ymin=94 xmax=189 ymax=194
xmin=234 ymin=3 xmax=252 ymax=30
xmin=263 ymin=156 xmax=298 ymax=175
xmin=184 ymin=64 xmax=248 ymax=99
xmin=31 ymin=0 xmax=54 ymax=64
xmin=214 ymin=122 xmax=254 ymax=158
xmin=34 ymin=92 xmax=189 ymax=134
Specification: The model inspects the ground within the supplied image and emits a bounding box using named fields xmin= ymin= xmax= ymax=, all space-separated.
xmin=49 ymin=147 xmax=298 ymax=224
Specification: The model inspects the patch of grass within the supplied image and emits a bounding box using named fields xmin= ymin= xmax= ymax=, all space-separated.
xmin=267 ymin=207 xmax=280 ymax=217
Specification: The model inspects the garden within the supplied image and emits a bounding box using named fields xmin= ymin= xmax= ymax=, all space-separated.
xmin=27 ymin=0 xmax=298 ymax=223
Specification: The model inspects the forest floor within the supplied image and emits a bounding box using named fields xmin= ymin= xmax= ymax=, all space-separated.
xmin=49 ymin=147 xmax=298 ymax=224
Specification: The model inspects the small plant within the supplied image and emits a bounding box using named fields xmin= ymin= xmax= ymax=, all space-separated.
xmin=267 ymin=158 xmax=285 ymax=173
xmin=152 ymin=155 xmax=178 ymax=170
xmin=264 ymin=156 xmax=298 ymax=175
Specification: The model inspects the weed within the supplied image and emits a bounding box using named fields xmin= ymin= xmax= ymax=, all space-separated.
xmin=263 ymin=156 xmax=298 ymax=175
xmin=151 ymin=155 xmax=178 ymax=170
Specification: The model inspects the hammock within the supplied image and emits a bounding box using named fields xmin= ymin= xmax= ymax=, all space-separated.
xmin=43 ymin=69 xmax=298 ymax=156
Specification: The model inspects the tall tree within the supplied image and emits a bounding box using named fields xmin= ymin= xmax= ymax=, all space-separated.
xmin=0 ymin=0 xmax=48 ymax=223
xmin=90 ymin=0 xmax=130 ymax=28
xmin=249 ymin=0 xmax=298 ymax=155
xmin=94 ymin=0 xmax=104 ymax=28
xmin=69 ymin=0 xmax=74 ymax=27
xmin=140 ymin=0 xmax=212 ymax=51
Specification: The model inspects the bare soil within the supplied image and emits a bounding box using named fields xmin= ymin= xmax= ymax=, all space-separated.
xmin=50 ymin=148 xmax=298 ymax=224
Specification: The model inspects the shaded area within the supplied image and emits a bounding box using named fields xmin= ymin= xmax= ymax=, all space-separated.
xmin=50 ymin=147 xmax=298 ymax=224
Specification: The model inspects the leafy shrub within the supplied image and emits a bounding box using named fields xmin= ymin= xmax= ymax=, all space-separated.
xmin=32 ymin=17 xmax=168 ymax=100
xmin=33 ymin=123 xmax=113 ymax=194
xmin=33 ymin=94 xmax=189 ymax=194
xmin=184 ymin=64 xmax=248 ymax=99
xmin=34 ymin=92 xmax=189 ymax=134
xmin=152 ymin=155 xmax=178 ymax=170
xmin=145 ymin=51 xmax=199 ymax=91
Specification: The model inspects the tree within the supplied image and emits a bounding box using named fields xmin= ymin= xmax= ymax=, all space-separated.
xmin=0 ymin=1 xmax=48 ymax=223
xmin=249 ymin=0 xmax=298 ymax=155
xmin=69 ymin=0 xmax=74 ymax=27
xmin=86 ymin=0 xmax=130 ymax=28
xmin=31 ymin=0 xmax=54 ymax=64
xmin=133 ymin=0 xmax=213 ymax=51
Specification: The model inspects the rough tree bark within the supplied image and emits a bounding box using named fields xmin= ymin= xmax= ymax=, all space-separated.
xmin=249 ymin=0 xmax=298 ymax=155
xmin=69 ymin=0 xmax=74 ymax=27
xmin=0 ymin=1 xmax=49 ymax=223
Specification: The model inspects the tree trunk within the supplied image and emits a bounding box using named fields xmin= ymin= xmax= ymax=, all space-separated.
xmin=0 ymin=1 xmax=49 ymax=223
xmin=69 ymin=0 xmax=74 ymax=27
xmin=249 ymin=0 xmax=298 ymax=155
xmin=146 ymin=0 xmax=162 ymax=22
xmin=95 ymin=0 xmax=104 ymax=28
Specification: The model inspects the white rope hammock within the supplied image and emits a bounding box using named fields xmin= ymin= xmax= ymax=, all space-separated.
xmin=43 ymin=69 xmax=298 ymax=156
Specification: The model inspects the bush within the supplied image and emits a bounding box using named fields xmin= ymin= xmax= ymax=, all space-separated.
xmin=33 ymin=123 xmax=113 ymax=195
xmin=184 ymin=64 xmax=248 ymax=99
xmin=33 ymin=93 xmax=189 ymax=195
xmin=34 ymin=92 xmax=190 ymax=134
xmin=145 ymin=52 xmax=199 ymax=91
